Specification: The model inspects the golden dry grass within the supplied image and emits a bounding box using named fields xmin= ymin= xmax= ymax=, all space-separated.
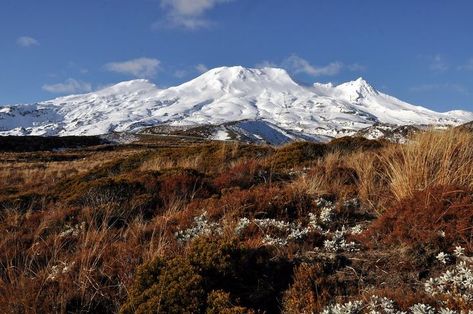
xmin=380 ymin=129 xmax=473 ymax=201
xmin=288 ymin=129 xmax=473 ymax=211
xmin=0 ymin=149 xmax=143 ymax=194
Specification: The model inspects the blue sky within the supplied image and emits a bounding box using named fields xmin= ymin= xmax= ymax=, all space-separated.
xmin=1 ymin=0 xmax=472 ymax=112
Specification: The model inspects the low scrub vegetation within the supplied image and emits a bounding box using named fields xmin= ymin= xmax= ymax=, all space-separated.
xmin=1 ymin=129 xmax=473 ymax=313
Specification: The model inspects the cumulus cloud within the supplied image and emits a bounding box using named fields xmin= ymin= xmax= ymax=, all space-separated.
xmin=347 ymin=63 xmax=367 ymax=72
xmin=195 ymin=63 xmax=209 ymax=73
xmin=255 ymin=60 xmax=279 ymax=69
xmin=256 ymin=55 xmax=365 ymax=77
xmin=281 ymin=55 xmax=343 ymax=77
xmin=16 ymin=36 xmax=39 ymax=47
xmin=42 ymin=79 xmax=92 ymax=94
xmin=156 ymin=0 xmax=233 ymax=30
xmin=104 ymin=57 xmax=160 ymax=78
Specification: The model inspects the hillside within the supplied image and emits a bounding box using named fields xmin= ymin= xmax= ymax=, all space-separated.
xmin=1 ymin=130 xmax=473 ymax=313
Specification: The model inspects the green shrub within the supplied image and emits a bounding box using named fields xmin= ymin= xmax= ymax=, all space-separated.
xmin=120 ymin=238 xmax=292 ymax=313
xmin=206 ymin=290 xmax=249 ymax=314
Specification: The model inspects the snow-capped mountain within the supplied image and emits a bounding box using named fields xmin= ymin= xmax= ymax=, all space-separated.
xmin=1 ymin=66 xmax=472 ymax=142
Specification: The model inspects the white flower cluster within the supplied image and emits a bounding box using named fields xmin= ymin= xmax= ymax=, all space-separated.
xmin=308 ymin=212 xmax=322 ymax=232
xmin=47 ymin=261 xmax=76 ymax=281
xmin=436 ymin=252 xmax=450 ymax=265
xmin=235 ymin=217 xmax=250 ymax=235
xmin=424 ymin=260 xmax=473 ymax=302
xmin=59 ymin=222 xmax=85 ymax=238
xmin=344 ymin=198 xmax=360 ymax=209
xmin=316 ymin=197 xmax=334 ymax=208
xmin=453 ymin=246 xmax=465 ymax=257
xmin=254 ymin=218 xmax=291 ymax=230
xmin=231 ymin=197 xmax=362 ymax=250
xmin=175 ymin=212 xmax=222 ymax=242
xmin=367 ymin=295 xmax=398 ymax=314
xmin=323 ymin=227 xmax=359 ymax=252
xmin=350 ymin=224 xmax=364 ymax=235
xmin=315 ymin=198 xmax=335 ymax=225
xmin=409 ymin=303 xmax=435 ymax=314
xmin=322 ymin=295 xmax=465 ymax=314
xmin=254 ymin=218 xmax=311 ymax=246
xmin=322 ymin=300 xmax=364 ymax=314
xmin=320 ymin=206 xmax=334 ymax=224
xmin=438 ymin=309 xmax=457 ymax=314
xmin=262 ymin=234 xmax=289 ymax=246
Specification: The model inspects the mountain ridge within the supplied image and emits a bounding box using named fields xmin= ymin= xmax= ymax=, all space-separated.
xmin=1 ymin=66 xmax=472 ymax=141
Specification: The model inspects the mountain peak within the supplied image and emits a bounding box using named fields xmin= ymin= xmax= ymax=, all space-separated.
xmin=203 ymin=66 xmax=292 ymax=79
xmin=336 ymin=77 xmax=378 ymax=99
xmin=184 ymin=66 xmax=298 ymax=90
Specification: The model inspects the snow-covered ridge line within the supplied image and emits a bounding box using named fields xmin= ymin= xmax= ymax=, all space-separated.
xmin=0 ymin=66 xmax=472 ymax=140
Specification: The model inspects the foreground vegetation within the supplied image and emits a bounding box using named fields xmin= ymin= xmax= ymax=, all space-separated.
xmin=1 ymin=130 xmax=473 ymax=313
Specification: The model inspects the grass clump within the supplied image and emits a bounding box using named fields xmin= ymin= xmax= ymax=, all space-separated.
xmin=381 ymin=129 xmax=473 ymax=201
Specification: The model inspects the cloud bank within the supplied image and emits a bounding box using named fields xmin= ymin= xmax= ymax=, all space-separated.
xmin=104 ymin=58 xmax=161 ymax=78
xmin=42 ymin=79 xmax=92 ymax=94
xmin=157 ymin=0 xmax=233 ymax=30
xmin=258 ymin=55 xmax=365 ymax=77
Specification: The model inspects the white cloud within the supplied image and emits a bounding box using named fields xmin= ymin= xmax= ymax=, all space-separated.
xmin=282 ymin=55 xmax=343 ymax=77
xmin=255 ymin=60 xmax=278 ymax=69
xmin=347 ymin=63 xmax=367 ymax=72
xmin=42 ymin=79 xmax=92 ymax=94
xmin=195 ymin=63 xmax=209 ymax=73
xmin=256 ymin=56 xmax=365 ymax=77
xmin=104 ymin=57 xmax=160 ymax=78
xmin=17 ymin=36 xmax=39 ymax=47
xmin=157 ymin=0 xmax=233 ymax=30
xmin=458 ymin=58 xmax=473 ymax=71
xmin=410 ymin=83 xmax=468 ymax=94
xmin=428 ymin=54 xmax=449 ymax=72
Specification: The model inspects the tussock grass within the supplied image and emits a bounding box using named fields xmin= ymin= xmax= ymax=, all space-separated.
xmin=380 ymin=129 xmax=473 ymax=201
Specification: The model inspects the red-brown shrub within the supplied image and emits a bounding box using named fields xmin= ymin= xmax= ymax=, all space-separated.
xmin=213 ymin=160 xmax=268 ymax=190
xmin=158 ymin=169 xmax=214 ymax=206
xmin=186 ymin=184 xmax=313 ymax=221
xmin=282 ymin=257 xmax=354 ymax=313
xmin=362 ymin=185 xmax=473 ymax=252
